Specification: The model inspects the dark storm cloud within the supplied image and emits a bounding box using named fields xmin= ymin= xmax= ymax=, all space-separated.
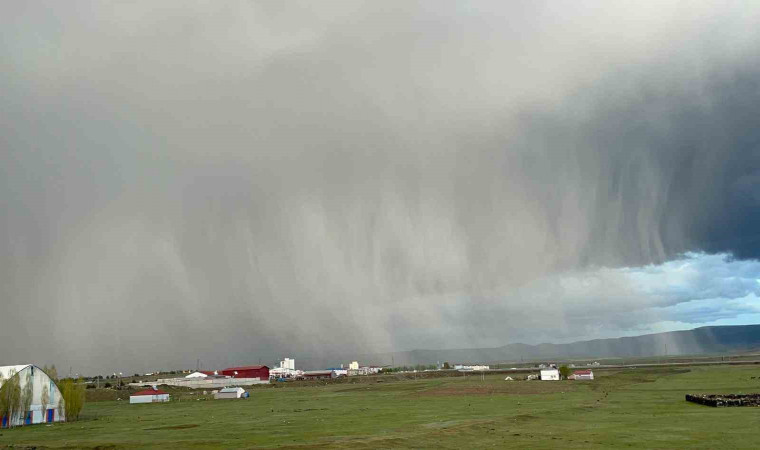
xmin=2 ymin=1 xmax=760 ymax=372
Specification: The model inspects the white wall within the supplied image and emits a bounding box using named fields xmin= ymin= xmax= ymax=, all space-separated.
xmin=540 ymin=369 xmax=560 ymax=381
xmin=129 ymin=394 xmax=170 ymax=404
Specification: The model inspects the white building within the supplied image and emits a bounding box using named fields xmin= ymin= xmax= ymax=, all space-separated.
xmin=214 ymin=387 xmax=246 ymax=399
xmin=540 ymin=368 xmax=560 ymax=381
xmin=129 ymin=388 xmax=170 ymax=404
xmin=573 ymin=370 xmax=594 ymax=380
xmin=454 ymin=365 xmax=490 ymax=371
xmin=185 ymin=371 xmax=209 ymax=379
xmin=270 ymin=358 xmax=298 ymax=378
xmin=0 ymin=364 xmax=66 ymax=427
xmin=281 ymin=358 xmax=295 ymax=370
xmin=349 ymin=361 xmax=359 ymax=370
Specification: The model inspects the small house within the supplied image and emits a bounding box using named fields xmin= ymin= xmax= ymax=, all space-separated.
xmin=130 ymin=388 xmax=170 ymax=404
xmin=214 ymin=387 xmax=247 ymax=399
xmin=573 ymin=370 xmax=594 ymax=380
xmin=540 ymin=368 xmax=560 ymax=381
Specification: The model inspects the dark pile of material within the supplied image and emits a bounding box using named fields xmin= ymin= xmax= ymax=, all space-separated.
xmin=686 ymin=394 xmax=760 ymax=407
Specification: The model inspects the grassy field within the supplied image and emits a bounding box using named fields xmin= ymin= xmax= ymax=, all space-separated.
xmin=2 ymin=365 xmax=760 ymax=448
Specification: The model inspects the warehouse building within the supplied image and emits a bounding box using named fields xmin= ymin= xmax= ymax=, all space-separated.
xmin=221 ymin=365 xmax=269 ymax=380
xmin=301 ymin=370 xmax=335 ymax=380
xmin=0 ymin=364 xmax=65 ymax=427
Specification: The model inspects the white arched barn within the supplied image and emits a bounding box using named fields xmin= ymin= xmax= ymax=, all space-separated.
xmin=0 ymin=364 xmax=65 ymax=427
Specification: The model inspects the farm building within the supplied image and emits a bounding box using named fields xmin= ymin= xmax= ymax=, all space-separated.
xmin=129 ymin=388 xmax=170 ymax=404
xmin=0 ymin=364 xmax=65 ymax=427
xmin=221 ymin=365 xmax=269 ymax=380
xmin=301 ymin=371 xmax=335 ymax=380
xmin=573 ymin=370 xmax=594 ymax=380
xmin=454 ymin=365 xmax=490 ymax=371
xmin=270 ymin=358 xmax=298 ymax=378
xmin=185 ymin=371 xmax=209 ymax=378
xmin=214 ymin=387 xmax=247 ymax=399
xmin=540 ymin=368 xmax=560 ymax=381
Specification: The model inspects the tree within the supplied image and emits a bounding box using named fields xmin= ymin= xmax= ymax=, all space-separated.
xmin=59 ymin=378 xmax=85 ymax=422
xmin=443 ymin=362 xmax=451 ymax=370
xmin=0 ymin=369 xmax=21 ymax=427
xmin=20 ymin=371 xmax=33 ymax=422
xmin=42 ymin=365 xmax=58 ymax=382
xmin=559 ymin=365 xmax=572 ymax=380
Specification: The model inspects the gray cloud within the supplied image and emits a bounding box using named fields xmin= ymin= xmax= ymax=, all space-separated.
xmin=2 ymin=1 xmax=760 ymax=372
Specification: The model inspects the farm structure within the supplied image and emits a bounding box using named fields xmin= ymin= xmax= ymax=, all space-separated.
xmin=455 ymin=365 xmax=490 ymax=371
xmin=129 ymin=388 xmax=170 ymax=404
xmin=573 ymin=370 xmax=594 ymax=380
xmin=0 ymin=364 xmax=65 ymax=427
xmin=540 ymin=369 xmax=560 ymax=381
xmin=185 ymin=371 xmax=215 ymax=379
xmin=214 ymin=387 xmax=247 ymax=399
xmin=270 ymin=359 xmax=299 ymax=378
xmin=686 ymin=394 xmax=760 ymax=407
xmin=301 ymin=371 xmax=335 ymax=380
xmin=221 ymin=366 xmax=269 ymax=380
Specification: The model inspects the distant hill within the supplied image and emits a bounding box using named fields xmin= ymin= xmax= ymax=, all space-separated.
xmin=340 ymin=325 xmax=760 ymax=368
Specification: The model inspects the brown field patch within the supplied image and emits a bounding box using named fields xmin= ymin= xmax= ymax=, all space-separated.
xmin=144 ymin=424 xmax=199 ymax=431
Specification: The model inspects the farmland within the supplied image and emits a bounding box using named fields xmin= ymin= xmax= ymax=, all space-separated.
xmin=2 ymin=365 xmax=760 ymax=448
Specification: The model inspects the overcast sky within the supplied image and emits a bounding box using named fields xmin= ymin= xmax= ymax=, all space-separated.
xmin=2 ymin=1 xmax=760 ymax=374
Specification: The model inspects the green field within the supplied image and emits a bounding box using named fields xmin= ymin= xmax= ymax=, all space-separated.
xmin=2 ymin=365 xmax=760 ymax=449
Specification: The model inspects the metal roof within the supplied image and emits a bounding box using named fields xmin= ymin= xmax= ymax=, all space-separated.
xmin=223 ymin=365 xmax=268 ymax=371
xmin=131 ymin=389 xmax=169 ymax=396
xmin=0 ymin=364 xmax=32 ymax=387
xmin=219 ymin=387 xmax=245 ymax=393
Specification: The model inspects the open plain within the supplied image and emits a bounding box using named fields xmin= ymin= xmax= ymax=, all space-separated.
xmin=2 ymin=365 xmax=760 ymax=448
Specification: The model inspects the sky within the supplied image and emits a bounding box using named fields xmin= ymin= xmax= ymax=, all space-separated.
xmin=2 ymin=1 xmax=760 ymax=374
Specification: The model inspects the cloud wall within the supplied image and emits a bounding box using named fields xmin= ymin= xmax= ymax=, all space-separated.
xmin=2 ymin=1 xmax=760 ymax=372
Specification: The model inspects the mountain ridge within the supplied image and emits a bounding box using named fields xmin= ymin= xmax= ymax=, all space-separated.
xmin=356 ymin=325 xmax=760 ymax=367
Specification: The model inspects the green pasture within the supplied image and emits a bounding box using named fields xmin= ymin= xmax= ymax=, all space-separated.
xmin=2 ymin=365 xmax=760 ymax=448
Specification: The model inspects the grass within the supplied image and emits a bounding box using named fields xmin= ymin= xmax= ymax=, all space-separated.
xmin=2 ymin=365 xmax=760 ymax=448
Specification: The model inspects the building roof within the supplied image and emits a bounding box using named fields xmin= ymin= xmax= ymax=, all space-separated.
xmin=223 ymin=365 xmax=269 ymax=371
xmin=219 ymin=387 xmax=245 ymax=393
xmin=574 ymin=370 xmax=593 ymax=375
xmin=132 ymin=389 xmax=169 ymax=396
xmin=0 ymin=365 xmax=32 ymax=388
xmin=185 ymin=371 xmax=208 ymax=378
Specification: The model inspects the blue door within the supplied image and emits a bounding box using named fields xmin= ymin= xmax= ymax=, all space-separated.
xmin=47 ymin=409 xmax=54 ymax=423
xmin=1 ymin=415 xmax=7 ymax=428
xmin=25 ymin=411 xmax=32 ymax=425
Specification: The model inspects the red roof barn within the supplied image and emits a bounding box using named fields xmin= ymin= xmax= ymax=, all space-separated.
xmin=221 ymin=365 xmax=269 ymax=380
xmin=132 ymin=389 xmax=169 ymax=396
